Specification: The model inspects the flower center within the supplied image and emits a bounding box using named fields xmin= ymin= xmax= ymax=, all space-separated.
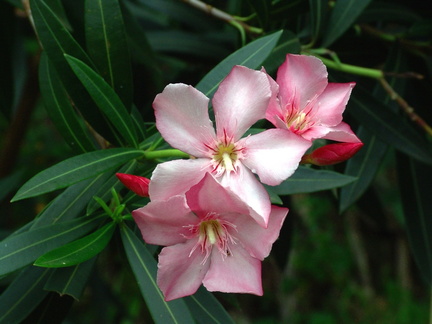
xmin=286 ymin=111 xmax=309 ymax=132
xmin=212 ymin=142 xmax=238 ymax=173
xmin=186 ymin=215 xmax=237 ymax=264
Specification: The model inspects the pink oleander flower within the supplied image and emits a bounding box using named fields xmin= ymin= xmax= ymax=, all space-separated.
xmin=266 ymin=54 xmax=360 ymax=143
xmin=300 ymin=142 xmax=364 ymax=166
xmin=150 ymin=65 xmax=310 ymax=227
xmin=132 ymin=173 xmax=288 ymax=301
xmin=116 ymin=173 xmax=150 ymax=197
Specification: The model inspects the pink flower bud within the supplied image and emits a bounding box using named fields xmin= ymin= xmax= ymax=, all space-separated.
xmin=116 ymin=173 xmax=150 ymax=197
xmin=301 ymin=142 xmax=363 ymax=166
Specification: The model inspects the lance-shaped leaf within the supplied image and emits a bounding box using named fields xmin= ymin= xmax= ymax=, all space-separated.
xmin=397 ymin=155 xmax=432 ymax=285
xmin=44 ymin=257 xmax=97 ymax=300
xmin=0 ymin=267 xmax=51 ymax=323
xmin=196 ymin=30 xmax=283 ymax=97
xmin=349 ymin=86 xmax=432 ymax=165
xmin=0 ymin=215 xmax=102 ymax=276
xmin=270 ymin=166 xmax=357 ymax=195
xmin=184 ymin=286 xmax=235 ymax=324
xmin=31 ymin=172 xmax=113 ymax=229
xmin=39 ymin=52 xmax=97 ymax=153
xmin=65 ymin=54 xmax=138 ymax=148
xmin=11 ymin=148 xmax=144 ymax=201
xmin=322 ymin=0 xmax=373 ymax=47
xmin=85 ymin=0 xmax=133 ymax=109
xmin=34 ymin=222 xmax=116 ymax=268
xmin=120 ymin=224 xmax=195 ymax=324
xmin=30 ymin=0 xmax=115 ymax=142
xmin=309 ymin=0 xmax=328 ymax=45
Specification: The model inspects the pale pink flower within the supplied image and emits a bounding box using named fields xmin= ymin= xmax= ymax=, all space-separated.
xmin=266 ymin=54 xmax=360 ymax=143
xmin=132 ymin=173 xmax=288 ymax=301
xmin=150 ymin=65 xmax=310 ymax=227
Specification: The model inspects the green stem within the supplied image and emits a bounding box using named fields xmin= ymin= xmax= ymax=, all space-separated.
xmin=308 ymin=53 xmax=384 ymax=79
xmin=143 ymin=149 xmax=190 ymax=160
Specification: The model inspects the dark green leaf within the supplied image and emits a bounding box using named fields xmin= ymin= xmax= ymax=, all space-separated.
xmin=0 ymin=215 xmax=102 ymax=276
xmin=11 ymin=148 xmax=144 ymax=201
xmin=349 ymin=86 xmax=432 ymax=165
xmin=31 ymin=172 xmax=113 ymax=229
xmin=270 ymin=166 xmax=357 ymax=195
xmin=65 ymin=54 xmax=138 ymax=148
xmin=397 ymin=155 xmax=432 ymax=285
xmin=39 ymin=52 xmax=97 ymax=153
xmin=0 ymin=169 xmax=23 ymax=203
xmin=309 ymin=0 xmax=328 ymax=44
xmin=262 ymin=29 xmax=300 ymax=74
xmin=120 ymin=224 xmax=195 ymax=324
xmin=85 ymin=0 xmax=133 ymax=109
xmin=196 ymin=30 xmax=283 ymax=97
xmin=0 ymin=267 xmax=50 ymax=323
xmin=86 ymin=160 xmax=137 ymax=215
xmin=339 ymin=128 xmax=387 ymax=212
xmin=30 ymin=0 xmax=115 ymax=143
xmin=184 ymin=286 xmax=235 ymax=324
xmin=44 ymin=257 xmax=97 ymax=300
xmin=322 ymin=0 xmax=372 ymax=47
xmin=34 ymin=222 xmax=116 ymax=268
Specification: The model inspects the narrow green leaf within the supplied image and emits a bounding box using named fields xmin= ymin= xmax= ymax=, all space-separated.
xmin=0 ymin=267 xmax=50 ymax=323
xmin=184 ymin=287 xmax=235 ymax=324
xmin=309 ymin=0 xmax=327 ymax=44
xmin=39 ymin=52 xmax=97 ymax=153
xmin=86 ymin=160 xmax=137 ymax=215
xmin=65 ymin=54 xmax=138 ymax=148
xmin=30 ymin=0 xmax=116 ymax=143
xmin=322 ymin=0 xmax=372 ymax=47
xmin=196 ymin=30 xmax=283 ymax=97
xmin=397 ymin=155 xmax=432 ymax=285
xmin=12 ymin=148 xmax=144 ymax=201
xmin=0 ymin=215 xmax=102 ymax=276
xmin=261 ymin=29 xmax=300 ymax=74
xmin=44 ymin=257 xmax=97 ymax=300
xmin=339 ymin=127 xmax=387 ymax=212
xmin=270 ymin=166 xmax=357 ymax=195
xmin=120 ymin=224 xmax=195 ymax=324
xmin=85 ymin=0 xmax=133 ymax=109
xmin=31 ymin=172 xmax=113 ymax=229
xmin=349 ymin=86 xmax=432 ymax=165
xmin=0 ymin=169 xmax=23 ymax=203
xmin=35 ymin=222 xmax=116 ymax=268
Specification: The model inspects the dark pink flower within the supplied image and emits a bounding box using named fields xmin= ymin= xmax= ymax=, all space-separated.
xmin=116 ymin=173 xmax=150 ymax=197
xmin=132 ymin=173 xmax=287 ymax=301
xmin=266 ymin=54 xmax=360 ymax=143
xmin=150 ymin=65 xmax=310 ymax=227
xmin=301 ymin=142 xmax=364 ymax=166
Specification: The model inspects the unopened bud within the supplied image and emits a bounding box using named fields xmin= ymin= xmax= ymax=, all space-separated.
xmin=116 ymin=173 xmax=150 ymax=197
xmin=301 ymin=142 xmax=363 ymax=166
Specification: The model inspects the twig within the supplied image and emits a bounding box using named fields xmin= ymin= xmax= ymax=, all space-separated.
xmin=379 ymin=77 xmax=432 ymax=136
xmin=180 ymin=0 xmax=263 ymax=44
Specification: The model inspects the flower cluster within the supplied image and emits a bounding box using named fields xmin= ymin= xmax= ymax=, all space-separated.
xmin=119 ymin=54 xmax=362 ymax=301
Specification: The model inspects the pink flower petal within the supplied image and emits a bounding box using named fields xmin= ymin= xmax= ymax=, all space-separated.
xmin=313 ymin=82 xmax=355 ymax=126
xmin=203 ymin=243 xmax=263 ymax=295
xmin=219 ymin=164 xmax=271 ymax=228
xmin=149 ymin=158 xmax=212 ymax=201
xmin=186 ymin=173 xmax=250 ymax=219
xmin=277 ymin=54 xmax=328 ymax=110
xmin=157 ymin=240 xmax=209 ymax=301
xmin=263 ymin=70 xmax=284 ymax=127
xmin=132 ymin=195 xmax=198 ymax=246
xmin=213 ymin=66 xmax=271 ymax=141
xmin=240 ymin=129 xmax=311 ymax=186
xmin=153 ymin=83 xmax=216 ymax=157
xmin=305 ymin=122 xmax=360 ymax=143
xmin=228 ymin=205 xmax=287 ymax=260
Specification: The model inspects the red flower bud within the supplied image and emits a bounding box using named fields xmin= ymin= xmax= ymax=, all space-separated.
xmin=116 ymin=173 xmax=150 ymax=197
xmin=301 ymin=142 xmax=363 ymax=166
